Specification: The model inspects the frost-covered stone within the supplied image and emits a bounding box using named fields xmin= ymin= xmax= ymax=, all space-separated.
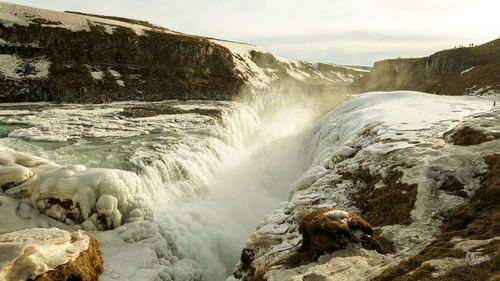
xmin=0 ymin=147 xmax=152 ymax=229
xmin=0 ymin=228 xmax=93 ymax=281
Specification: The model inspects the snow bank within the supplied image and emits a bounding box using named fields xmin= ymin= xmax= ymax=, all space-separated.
xmin=233 ymin=91 xmax=499 ymax=280
xmin=95 ymin=220 xmax=202 ymax=281
xmin=0 ymin=228 xmax=89 ymax=281
xmin=0 ymin=147 xmax=152 ymax=230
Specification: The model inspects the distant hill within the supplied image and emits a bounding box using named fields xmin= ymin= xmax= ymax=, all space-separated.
xmin=352 ymin=38 xmax=500 ymax=96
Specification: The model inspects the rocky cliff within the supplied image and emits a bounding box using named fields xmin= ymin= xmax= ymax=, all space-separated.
xmin=352 ymin=38 xmax=500 ymax=95
xmin=0 ymin=2 xmax=366 ymax=103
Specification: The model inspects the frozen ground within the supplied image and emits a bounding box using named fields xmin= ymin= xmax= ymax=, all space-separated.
xmin=232 ymin=91 xmax=500 ymax=280
xmin=0 ymin=1 xmax=180 ymax=36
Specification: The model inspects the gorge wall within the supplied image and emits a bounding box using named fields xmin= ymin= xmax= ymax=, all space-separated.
xmin=352 ymin=38 xmax=500 ymax=96
xmin=0 ymin=2 xmax=366 ymax=104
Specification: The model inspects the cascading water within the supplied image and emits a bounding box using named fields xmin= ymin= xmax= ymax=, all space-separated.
xmin=0 ymin=97 xmax=329 ymax=281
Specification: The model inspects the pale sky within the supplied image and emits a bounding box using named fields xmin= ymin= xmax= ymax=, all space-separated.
xmin=5 ymin=0 xmax=499 ymax=66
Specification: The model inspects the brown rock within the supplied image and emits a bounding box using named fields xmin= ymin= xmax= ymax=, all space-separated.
xmin=246 ymin=209 xmax=381 ymax=281
xmin=31 ymin=234 xmax=103 ymax=281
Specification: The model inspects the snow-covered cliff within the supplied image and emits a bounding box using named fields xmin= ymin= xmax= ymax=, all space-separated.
xmin=232 ymin=91 xmax=500 ymax=280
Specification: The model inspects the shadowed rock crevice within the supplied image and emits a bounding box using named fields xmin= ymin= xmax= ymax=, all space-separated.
xmin=445 ymin=126 xmax=490 ymax=146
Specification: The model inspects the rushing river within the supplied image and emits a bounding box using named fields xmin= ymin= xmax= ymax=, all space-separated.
xmin=0 ymin=100 xmax=318 ymax=280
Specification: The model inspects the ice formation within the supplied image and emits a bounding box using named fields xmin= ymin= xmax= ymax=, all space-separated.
xmin=232 ymin=91 xmax=500 ymax=280
xmin=0 ymin=228 xmax=90 ymax=281
xmin=0 ymin=146 xmax=151 ymax=230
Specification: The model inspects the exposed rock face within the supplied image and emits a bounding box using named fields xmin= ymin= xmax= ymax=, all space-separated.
xmin=0 ymin=10 xmax=242 ymax=102
xmin=0 ymin=228 xmax=101 ymax=281
xmin=0 ymin=2 xmax=367 ymax=104
xmin=32 ymin=234 xmax=103 ymax=281
xmin=352 ymin=38 xmax=500 ymax=95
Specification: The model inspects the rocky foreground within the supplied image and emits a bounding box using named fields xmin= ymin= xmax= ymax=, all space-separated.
xmin=0 ymin=228 xmax=103 ymax=281
xmin=230 ymin=91 xmax=499 ymax=281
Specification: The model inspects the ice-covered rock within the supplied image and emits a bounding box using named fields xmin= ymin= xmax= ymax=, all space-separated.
xmin=0 ymin=228 xmax=97 ymax=281
xmin=0 ymin=147 xmax=152 ymax=230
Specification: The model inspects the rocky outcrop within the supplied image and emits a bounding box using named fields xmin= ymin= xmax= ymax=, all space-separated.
xmin=0 ymin=228 xmax=102 ymax=281
xmin=33 ymin=233 xmax=103 ymax=281
xmin=241 ymin=209 xmax=380 ymax=281
xmin=352 ymin=38 xmax=500 ymax=95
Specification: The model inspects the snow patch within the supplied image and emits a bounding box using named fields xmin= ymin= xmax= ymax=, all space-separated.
xmin=90 ymin=70 xmax=104 ymax=80
xmin=0 ymin=54 xmax=50 ymax=80
xmin=460 ymin=66 xmax=474 ymax=75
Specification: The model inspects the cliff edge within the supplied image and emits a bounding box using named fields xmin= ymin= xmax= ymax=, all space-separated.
xmin=352 ymin=38 xmax=500 ymax=96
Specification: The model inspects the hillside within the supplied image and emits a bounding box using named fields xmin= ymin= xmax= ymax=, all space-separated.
xmin=0 ymin=1 xmax=365 ymax=103
xmin=352 ymin=38 xmax=500 ymax=95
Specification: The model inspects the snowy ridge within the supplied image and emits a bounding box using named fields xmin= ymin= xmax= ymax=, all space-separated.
xmin=210 ymin=39 xmax=367 ymax=90
xmin=233 ymin=91 xmax=500 ymax=280
xmin=0 ymin=1 xmax=179 ymax=36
